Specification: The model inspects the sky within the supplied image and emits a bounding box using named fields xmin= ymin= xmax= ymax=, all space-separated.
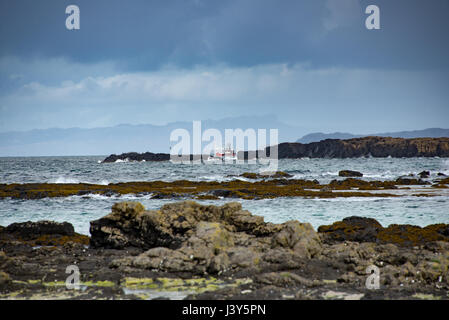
xmin=0 ymin=0 xmax=448 ymax=134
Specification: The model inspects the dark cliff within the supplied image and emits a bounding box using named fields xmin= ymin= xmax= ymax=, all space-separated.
xmin=273 ymin=136 xmax=449 ymax=158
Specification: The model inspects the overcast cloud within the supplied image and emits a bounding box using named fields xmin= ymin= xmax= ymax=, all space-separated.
xmin=0 ymin=0 xmax=448 ymax=134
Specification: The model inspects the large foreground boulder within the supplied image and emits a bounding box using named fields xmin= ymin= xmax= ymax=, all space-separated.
xmin=91 ymin=201 xmax=322 ymax=274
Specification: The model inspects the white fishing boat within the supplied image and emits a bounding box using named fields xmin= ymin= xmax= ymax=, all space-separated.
xmin=206 ymin=144 xmax=238 ymax=163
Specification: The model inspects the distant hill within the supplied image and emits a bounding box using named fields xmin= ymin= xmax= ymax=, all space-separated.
xmin=297 ymin=128 xmax=449 ymax=143
xmin=0 ymin=115 xmax=305 ymax=156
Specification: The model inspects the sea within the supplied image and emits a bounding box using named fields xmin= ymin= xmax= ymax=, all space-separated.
xmin=1 ymin=156 xmax=448 ymax=235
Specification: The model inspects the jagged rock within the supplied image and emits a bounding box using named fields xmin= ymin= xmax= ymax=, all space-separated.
xmin=210 ymin=189 xmax=234 ymax=198
xmin=318 ymin=239 xmax=449 ymax=290
xmin=89 ymin=202 xmax=152 ymax=249
xmin=318 ymin=216 xmax=382 ymax=243
xmin=395 ymin=177 xmax=429 ymax=185
xmin=418 ymin=170 xmax=430 ymax=178
xmin=321 ymin=242 xmax=377 ymax=269
xmin=338 ymin=170 xmax=363 ymax=177
xmin=0 ymin=251 xmax=6 ymax=263
xmin=377 ymin=224 xmax=449 ymax=246
xmin=5 ymin=221 xmax=75 ymax=238
xmin=256 ymin=272 xmax=315 ymax=287
xmin=0 ymin=271 xmax=11 ymax=287
xmin=318 ymin=217 xmax=449 ymax=246
xmin=273 ymin=137 xmax=449 ymax=158
xmin=238 ymin=171 xmax=293 ymax=179
xmin=0 ymin=221 xmax=89 ymax=246
xmin=97 ymin=201 xmax=322 ymax=274
xmin=90 ymin=201 xmax=266 ymax=249
xmin=272 ymin=221 xmax=322 ymax=258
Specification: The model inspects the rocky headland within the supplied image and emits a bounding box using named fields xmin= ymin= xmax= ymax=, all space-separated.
xmin=1 ymin=201 xmax=448 ymax=300
xmin=102 ymin=137 xmax=449 ymax=162
xmin=273 ymin=136 xmax=449 ymax=158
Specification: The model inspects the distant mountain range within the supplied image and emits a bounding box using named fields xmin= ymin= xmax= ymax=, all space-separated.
xmin=2 ymin=116 xmax=448 ymax=157
xmin=297 ymin=128 xmax=449 ymax=144
xmin=0 ymin=115 xmax=304 ymax=156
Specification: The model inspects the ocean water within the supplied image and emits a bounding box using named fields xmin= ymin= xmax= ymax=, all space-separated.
xmin=0 ymin=156 xmax=448 ymax=235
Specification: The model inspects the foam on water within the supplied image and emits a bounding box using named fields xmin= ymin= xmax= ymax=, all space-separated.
xmin=48 ymin=176 xmax=109 ymax=185
xmin=50 ymin=176 xmax=80 ymax=184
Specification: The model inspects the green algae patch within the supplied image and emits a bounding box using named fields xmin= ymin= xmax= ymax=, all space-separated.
xmin=0 ymin=290 xmax=24 ymax=299
xmin=82 ymin=280 xmax=115 ymax=287
xmin=121 ymin=277 xmax=251 ymax=294
xmin=412 ymin=293 xmax=441 ymax=300
xmin=122 ymin=277 xmax=159 ymax=290
xmin=322 ymin=279 xmax=338 ymax=284
xmin=41 ymin=280 xmax=116 ymax=288
xmin=42 ymin=281 xmax=67 ymax=287
xmin=27 ymin=279 xmax=41 ymax=285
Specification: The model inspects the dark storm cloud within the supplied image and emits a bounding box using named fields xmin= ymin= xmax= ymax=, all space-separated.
xmin=0 ymin=0 xmax=448 ymax=137
xmin=1 ymin=0 xmax=448 ymax=71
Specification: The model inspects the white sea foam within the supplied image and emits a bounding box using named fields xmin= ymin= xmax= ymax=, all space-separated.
xmin=75 ymin=193 xmax=113 ymax=200
xmin=322 ymin=171 xmax=340 ymax=176
xmin=50 ymin=177 xmax=110 ymax=185
xmin=200 ymin=174 xmax=226 ymax=181
xmin=50 ymin=176 xmax=80 ymax=184
xmin=311 ymin=197 xmax=393 ymax=202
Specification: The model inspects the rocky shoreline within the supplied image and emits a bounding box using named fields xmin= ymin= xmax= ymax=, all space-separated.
xmin=1 ymin=201 xmax=448 ymax=300
xmin=0 ymin=173 xmax=448 ymax=200
xmin=101 ymin=137 xmax=449 ymax=162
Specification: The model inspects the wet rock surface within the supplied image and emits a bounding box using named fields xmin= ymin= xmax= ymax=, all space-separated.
xmin=339 ymin=170 xmax=363 ymax=177
xmin=237 ymin=171 xmax=293 ymax=179
xmin=0 ymin=221 xmax=89 ymax=247
xmin=102 ymin=152 xmax=170 ymax=163
xmin=318 ymin=217 xmax=449 ymax=246
xmin=1 ymin=201 xmax=448 ymax=300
